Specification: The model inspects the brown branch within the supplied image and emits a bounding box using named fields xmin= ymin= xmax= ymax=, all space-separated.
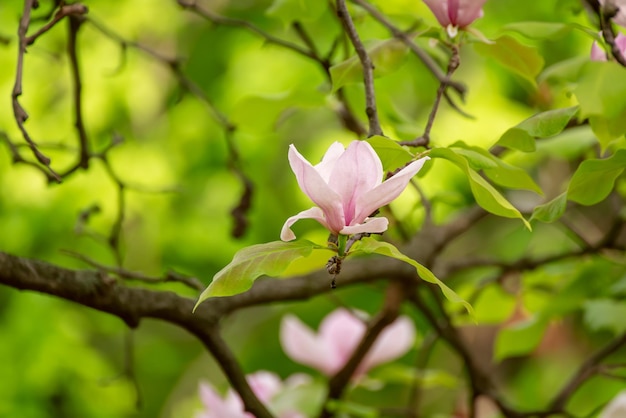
xmin=61 ymin=14 xmax=91 ymax=177
xmin=598 ymin=0 xmax=626 ymax=65
xmin=11 ymin=2 xmax=89 ymax=181
xmin=549 ymin=332 xmax=626 ymax=412
xmin=25 ymin=3 xmax=88 ymax=45
xmin=400 ymin=44 xmax=460 ymax=148
xmin=336 ymin=0 xmax=383 ymax=137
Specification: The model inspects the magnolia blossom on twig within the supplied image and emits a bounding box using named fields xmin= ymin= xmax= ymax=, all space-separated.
xmin=423 ymin=0 xmax=487 ymax=37
xmin=196 ymin=371 xmax=305 ymax=418
xmin=600 ymin=0 xmax=626 ymax=26
xmin=281 ymin=141 xmax=428 ymax=241
xmin=280 ymin=308 xmax=415 ymax=377
xmin=591 ymin=32 xmax=626 ymax=60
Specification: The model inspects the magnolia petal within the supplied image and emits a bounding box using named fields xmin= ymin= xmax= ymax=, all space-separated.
xmin=423 ymin=0 xmax=486 ymax=28
xmin=318 ymin=309 xmax=366 ymax=375
xmin=315 ymin=142 xmax=345 ymax=182
xmin=340 ymin=217 xmax=389 ymax=236
xmin=591 ymin=33 xmax=626 ymax=61
xmin=198 ymin=382 xmax=247 ymax=418
xmin=280 ymin=207 xmax=330 ymax=241
xmin=247 ymin=371 xmax=282 ymax=403
xmin=455 ymin=0 xmax=487 ymax=27
xmin=328 ymin=141 xmax=384 ymax=226
xmin=360 ymin=316 xmax=416 ymax=373
xmin=591 ymin=41 xmax=607 ymax=61
xmin=353 ymin=157 xmax=429 ymax=224
xmin=423 ymin=0 xmax=452 ymax=27
xmin=288 ymin=145 xmax=345 ymax=232
xmin=280 ymin=314 xmax=336 ymax=375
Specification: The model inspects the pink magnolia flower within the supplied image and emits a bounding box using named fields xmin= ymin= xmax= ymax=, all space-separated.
xmin=280 ymin=308 xmax=416 ymax=377
xmin=423 ymin=0 xmax=487 ymax=33
xmin=591 ymin=32 xmax=626 ymax=61
xmin=196 ymin=371 xmax=305 ymax=418
xmin=601 ymin=390 xmax=626 ymax=418
xmin=280 ymin=141 xmax=429 ymax=241
xmin=600 ymin=0 xmax=626 ymax=27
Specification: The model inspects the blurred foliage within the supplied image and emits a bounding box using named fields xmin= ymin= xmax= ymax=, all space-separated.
xmin=1 ymin=0 xmax=626 ymax=417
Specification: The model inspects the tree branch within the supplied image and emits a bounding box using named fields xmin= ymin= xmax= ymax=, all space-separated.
xmin=336 ymin=0 xmax=383 ymax=136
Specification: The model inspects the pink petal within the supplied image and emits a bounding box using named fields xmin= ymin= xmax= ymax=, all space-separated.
xmin=198 ymin=382 xmax=247 ymax=418
xmin=454 ymin=0 xmax=487 ymax=27
xmin=319 ymin=309 xmax=366 ymax=374
xmin=328 ymin=141 xmax=383 ymax=226
xmin=360 ymin=316 xmax=416 ymax=373
xmin=423 ymin=0 xmax=486 ymax=28
xmin=617 ymin=33 xmax=626 ymax=55
xmin=247 ymin=371 xmax=282 ymax=403
xmin=591 ymin=40 xmax=607 ymax=61
xmin=353 ymin=157 xmax=429 ymax=224
xmin=288 ymin=145 xmax=345 ymax=233
xmin=339 ymin=217 xmax=389 ymax=236
xmin=280 ymin=207 xmax=331 ymax=241
xmin=280 ymin=314 xmax=336 ymax=375
xmin=423 ymin=0 xmax=452 ymax=26
xmin=315 ymin=142 xmax=345 ymax=182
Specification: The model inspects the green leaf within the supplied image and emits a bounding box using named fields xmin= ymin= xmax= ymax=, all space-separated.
xmin=502 ymin=21 xmax=599 ymax=41
xmin=366 ymin=135 xmax=414 ymax=171
xmin=266 ymin=0 xmax=326 ymax=25
xmin=531 ymin=192 xmax=567 ymax=223
xmin=195 ymin=240 xmax=324 ymax=309
xmin=589 ymin=111 xmax=626 ymax=151
xmin=494 ymin=317 xmax=549 ymax=361
xmin=326 ymin=400 xmax=379 ymax=418
xmin=473 ymin=35 xmax=544 ymax=86
xmin=502 ymin=22 xmax=571 ymax=40
xmin=429 ymin=148 xmax=531 ymax=228
xmin=496 ymin=106 xmax=579 ymax=152
xmin=567 ymin=149 xmax=626 ymax=205
xmin=539 ymin=56 xmax=588 ymax=84
xmin=584 ymin=299 xmax=626 ymax=335
xmin=330 ymin=39 xmax=408 ymax=91
xmin=354 ymin=237 xmax=473 ymax=314
xmin=450 ymin=141 xmax=542 ymax=193
xmin=575 ymin=61 xmax=626 ymax=120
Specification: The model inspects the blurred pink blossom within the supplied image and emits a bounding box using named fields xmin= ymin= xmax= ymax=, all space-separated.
xmin=600 ymin=390 xmax=626 ymax=418
xmin=600 ymin=0 xmax=626 ymax=27
xmin=423 ymin=0 xmax=487 ymax=35
xmin=591 ymin=33 xmax=626 ymax=61
xmin=280 ymin=308 xmax=415 ymax=377
xmin=280 ymin=141 xmax=428 ymax=241
xmin=196 ymin=371 xmax=305 ymax=418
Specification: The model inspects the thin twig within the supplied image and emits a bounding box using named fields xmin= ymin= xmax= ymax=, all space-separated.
xmin=400 ymin=44 xmax=460 ymax=147
xmin=12 ymin=0 xmax=63 ymax=181
xmin=62 ymin=250 xmax=204 ymax=292
xmin=61 ymin=14 xmax=91 ymax=178
xmin=351 ymin=0 xmax=466 ymax=98
xmin=177 ymin=0 xmax=315 ymax=60
xmin=336 ymin=0 xmax=383 ymax=136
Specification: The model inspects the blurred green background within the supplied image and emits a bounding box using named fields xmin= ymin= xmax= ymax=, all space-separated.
xmin=1 ymin=0 xmax=625 ymax=417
